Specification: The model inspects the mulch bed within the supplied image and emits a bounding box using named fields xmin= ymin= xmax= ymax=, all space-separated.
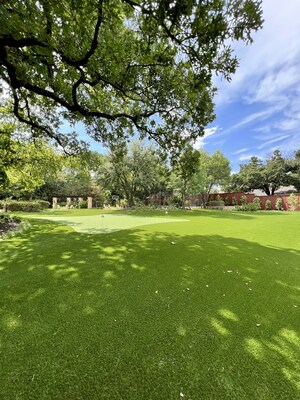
xmin=0 ymin=218 xmax=20 ymax=235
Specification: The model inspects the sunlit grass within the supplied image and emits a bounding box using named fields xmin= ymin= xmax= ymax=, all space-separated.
xmin=0 ymin=209 xmax=300 ymax=399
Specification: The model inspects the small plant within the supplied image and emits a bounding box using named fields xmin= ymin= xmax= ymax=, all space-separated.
xmin=184 ymin=199 xmax=191 ymax=208
xmin=79 ymin=200 xmax=88 ymax=209
xmin=240 ymin=195 xmax=247 ymax=205
xmin=265 ymin=199 xmax=272 ymax=210
xmin=287 ymin=193 xmax=299 ymax=211
xmin=120 ymin=198 xmax=128 ymax=208
xmin=208 ymin=200 xmax=224 ymax=209
xmin=232 ymin=196 xmax=237 ymax=206
xmin=275 ymin=197 xmax=283 ymax=211
xmin=252 ymin=197 xmax=261 ymax=210
xmin=224 ymin=196 xmax=230 ymax=206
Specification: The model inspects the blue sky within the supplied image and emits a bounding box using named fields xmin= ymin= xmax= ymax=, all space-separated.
xmin=77 ymin=0 xmax=300 ymax=172
xmin=195 ymin=0 xmax=300 ymax=172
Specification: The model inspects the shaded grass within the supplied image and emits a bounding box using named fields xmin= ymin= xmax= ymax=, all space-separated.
xmin=0 ymin=210 xmax=300 ymax=399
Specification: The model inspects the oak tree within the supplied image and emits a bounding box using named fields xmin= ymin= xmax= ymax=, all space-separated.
xmin=0 ymin=0 xmax=263 ymax=154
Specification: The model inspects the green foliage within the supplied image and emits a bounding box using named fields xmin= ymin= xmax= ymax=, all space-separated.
xmin=275 ymin=197 xmax=283 ymax=211
xmin=231 ymin=150 xmax=288 ymax=195
xmin=232 ymin=196 xmax=237 ymax=205
xmin=252 ymin=197 xmax=261 ymax=210
xmin=3 ymin=200 xmax=49 ymax=212
xmin=208 ymin=200 xmax=224 ymax=209
xmin=240 ymin=195 xmax=247 ymax=205
xmin=287 ymin=193 xmax=299 ymax=211
xmin=188 ymin=150 xmax=231 ymax=208
xmin=224 ymin=196 xmax=230 ymax=206
xmin=265 ymin=199 xmax=272 ymax=210
xmin=0 ymin=0 xmax=263 ymax=154
xmin=79 ymin=200 xmax=88 ymax=209
xmin=120 ymin=198 xmax=128 ymax=208
xmin=96 ymin=141 xmax=165 ymax=207
xmin=285 ymin=150 xmax=300 ymax=191
xmin=170 ymin=145 xmax=200 ymax=207
xmin=169 ymin=195 xmax=183 ymax=208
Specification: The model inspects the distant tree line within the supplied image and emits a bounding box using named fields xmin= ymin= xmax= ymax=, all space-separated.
xmin=1 ymin=117 xmax=299 ymax=208
xmin=228 ymin=150 xmax=300 ymax=195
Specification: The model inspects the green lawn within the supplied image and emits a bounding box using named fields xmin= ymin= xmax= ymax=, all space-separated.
xmin=1 ymin=209 xmax=300 ymax=399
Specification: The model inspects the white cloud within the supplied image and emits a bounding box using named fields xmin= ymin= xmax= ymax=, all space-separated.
xmin=257 ymin=134 xmax=290 ymax=149
xmin=193 ymin=127 xmax=218 ymax=148
xmin=215 ymin=0 xmax=300 ymax=108
xmin=233 ymin=148 xmax=249 ymax=155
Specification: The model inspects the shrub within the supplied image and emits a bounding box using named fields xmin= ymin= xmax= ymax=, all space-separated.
xmin=252 ymin=197 xmax=261 ymax=210
xmin=68 ymin=201 xmax=78 ymax=209
xmin=235 ymin=198 xmax=261 ymax=212
xmin=79 ymin=200 xmax=88 ymax=209
xmin=265 ymin=199 xmax=272 ymax=210
xmin=275 ymin=197 xmax=283 ymax=211
xmin=224 ymin=196 xmax=230 ymax=206
xmin=169 ymin=195 xmax=183 ymax=208
xmin=3 ymin=200 xmax=46 ymax=212
xmin=34 ymin=200 xmax=50 ymax=209
xmin=120 ymin=199 xmax=128 ymax=208
xmin=208 ymin=200 xmax=224 ymax=209
xmin=232 ymin=196 xmax=237 ymax=205
xmin=184 ymin=199 xmax=191 ymax=208
xmin=0 ymin=214 xmax=21 ymax=223
xmin=240 ymin=195 xmax=247 ymax=205
xmin=287 ymin=193 xmax=299 ymax=211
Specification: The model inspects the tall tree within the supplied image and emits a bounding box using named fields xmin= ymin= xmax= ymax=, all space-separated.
xmin=189 ymin=150 xmax=231 ymax=207
xmin=96 ymin=141 xmax=163 ymax=206
xmin=0 ymin=0 xmax=263 ymax=154
xmin=286 ymin=150 xmax=300 ymax=192
xmin=170 ymin=145 xmax=200 ymax=207
xmin=231 ymin=150 xmax=287 ymax=195
xmin=4 ymin=140 xmax=62 ymax=200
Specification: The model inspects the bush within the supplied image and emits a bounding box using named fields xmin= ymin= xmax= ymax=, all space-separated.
xmin=252 ymin=197 xmax=261 ymax=210
xmin=208 ymin=200 xmax=224 ymax=209
xmin=34 ymin=200 xmax=50 ymax=209
xmin=120 ymin=199 xmax=128 ymax=208
xmin=169 ymin=195 xmax=183 ymax=208
xmin=240 ymin=195 xmax=247 ymax=205
xmin=184 ymin=199 xmax=191 ymax=208
xmin=224 ymin=196 xmax=230 ymax=206
xmin=265 ymin=199 xmax=272 ymax=210
xmin=2 ymin=200 xmax=49 ymax=212
xmin=287 ymin=193 xmax=299 ymax=211
xmin=235 ymin=199 xmax=261 ymax=212
xmin=275 ymin=197 xmax=283 ymax=211
xmin=232 ymin=196 xmax=237 ymax=206
xmin=79 ymin=200 xmax=88 ymax=209
xmin=0 ymin=214 xmax=21 ymax=223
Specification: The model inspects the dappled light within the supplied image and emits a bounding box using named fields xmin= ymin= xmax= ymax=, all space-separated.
xmin=1 ymin=211 xmax=300 ymax=399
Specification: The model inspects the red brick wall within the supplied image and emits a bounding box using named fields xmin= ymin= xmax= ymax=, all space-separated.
xmin=208 ymin=192 xmax=300 ymax=211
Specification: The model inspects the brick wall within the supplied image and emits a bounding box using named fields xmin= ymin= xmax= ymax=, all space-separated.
xmin=208 ymin=192 xmax=300 ymax=211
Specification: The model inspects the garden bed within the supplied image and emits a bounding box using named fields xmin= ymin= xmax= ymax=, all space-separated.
xmin=0 ymin=215 xmax=21 ymax=236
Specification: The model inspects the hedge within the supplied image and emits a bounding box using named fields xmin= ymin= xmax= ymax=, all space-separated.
xmin=0 ymin=200 xmax=50 ymax=212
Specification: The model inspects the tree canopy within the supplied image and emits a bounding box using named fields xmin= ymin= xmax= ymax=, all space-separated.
xmin=0 ymin=0 xmax=263 ymax=154
xmin=230 ymin=150 xmax=289 ymax=195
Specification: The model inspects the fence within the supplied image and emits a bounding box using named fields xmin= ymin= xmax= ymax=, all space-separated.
xmin=208 ymin=192 xmax=300 ymax=211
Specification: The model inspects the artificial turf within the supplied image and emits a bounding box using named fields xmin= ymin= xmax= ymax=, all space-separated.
xmin=0 ymin=209 xmax=300 ymax=399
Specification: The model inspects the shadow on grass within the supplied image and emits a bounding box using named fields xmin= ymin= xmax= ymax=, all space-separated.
xmin=0 ymin=219 xmax=300 ymax=399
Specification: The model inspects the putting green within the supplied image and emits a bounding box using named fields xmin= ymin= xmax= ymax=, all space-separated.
xmin=34 ymin=213 xmax=188 ymax=234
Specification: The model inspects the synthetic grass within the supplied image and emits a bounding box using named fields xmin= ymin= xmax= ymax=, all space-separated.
xmin=1 ymin=209 xmax=300 ymax=399
xmin=29 ymin=213 xmax=188 ymax=234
